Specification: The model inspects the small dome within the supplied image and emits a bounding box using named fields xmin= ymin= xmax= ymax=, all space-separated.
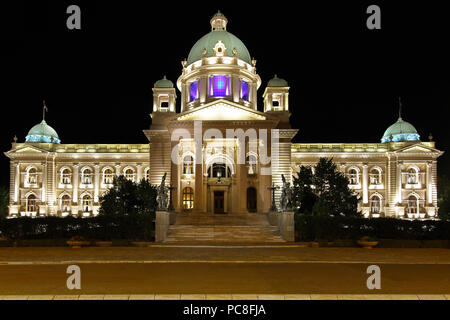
xmin=154 ymin=75 xmax=174 ymax=88
xmin=25 ymin=120 xmax=61 ymax=144
xmin=268 ymin=75 xmax=288 ymax=87
xmin=187 ymin=12 xmax=251 ymax=65
xmin=381 ymin=117 xmax=420 ymax=143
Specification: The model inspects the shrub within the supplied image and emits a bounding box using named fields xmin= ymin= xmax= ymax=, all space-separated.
xmin=0 ymin=214 xmax=155 ymax=241
xmin=295 ymin=214 xmax=450 ymax=241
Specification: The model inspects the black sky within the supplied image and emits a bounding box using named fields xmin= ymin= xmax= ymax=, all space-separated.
xmin=1 ymin=1 xmax=450 ymax=186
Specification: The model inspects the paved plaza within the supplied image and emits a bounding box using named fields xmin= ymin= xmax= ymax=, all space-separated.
xmin=0 ymin=246 xmax=449 ymax=298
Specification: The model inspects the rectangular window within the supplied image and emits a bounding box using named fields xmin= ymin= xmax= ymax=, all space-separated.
xmin=240 ymin=81 xmax=249 ymax=101
xmin=212 ymin=75 xmax=227 ymax=97
xmin=190 ymin=80 xmax=199 ymax=101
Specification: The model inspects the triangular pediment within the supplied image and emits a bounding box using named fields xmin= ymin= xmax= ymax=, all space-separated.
xmin=14 ymin=146 xmax=45 ymax=153
xmin=176 ymin=100 xmax=268 ymax=121
xmin=394 ymin=143 xmax=442 ymax=154
xmin=5 ymin=144 xmax=49 ymax=156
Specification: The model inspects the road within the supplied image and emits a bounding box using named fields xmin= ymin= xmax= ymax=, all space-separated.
xmin=1 ymin=262 xmax=449 ymax=295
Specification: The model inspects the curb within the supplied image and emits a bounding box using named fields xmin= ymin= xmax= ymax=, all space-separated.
xmin=1 ymin=260 xmax=450 ymax=265
xmin=0 ymin=294 xmax=448 ymax=300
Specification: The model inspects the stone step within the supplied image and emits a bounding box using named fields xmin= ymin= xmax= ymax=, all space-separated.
xmin=166 ymin=225 xmax=285 ymax=243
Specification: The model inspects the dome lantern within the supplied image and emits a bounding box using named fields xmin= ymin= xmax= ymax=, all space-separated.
xmin=210 ymin=11 xmax=228 ymax=31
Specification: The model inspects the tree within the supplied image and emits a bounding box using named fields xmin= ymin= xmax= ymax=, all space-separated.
xmin=0 ymin=186 xmax=8 ymax=220
xmin=438 ymin=175 xmax=450 ymax=221
xmin=291 ymin=165 xmax=317 ymax=214
xmin=293 ymin=158 xmax=360 ymax=217
xmin=99 ymin=176 xmax=157 ymax=216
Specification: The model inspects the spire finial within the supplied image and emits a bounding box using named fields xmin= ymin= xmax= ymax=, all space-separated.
xmin=398 ymin=96 xmax=402 ymax=120
xmin=42 ymin=100 xmax=48 ymax=121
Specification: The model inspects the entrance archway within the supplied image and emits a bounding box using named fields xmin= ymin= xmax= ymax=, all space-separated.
xmin=247 ymin=187 xmax=257 ymax=212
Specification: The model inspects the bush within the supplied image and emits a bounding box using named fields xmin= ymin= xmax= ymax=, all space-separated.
xmin=0 ymin=214 xmax=155 ymax=241
xmin=295 ymin=214 xmax=450 ymax=241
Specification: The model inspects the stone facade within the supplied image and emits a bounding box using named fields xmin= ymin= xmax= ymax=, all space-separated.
xmin=4 ymin=12 xmax=443 ymax=220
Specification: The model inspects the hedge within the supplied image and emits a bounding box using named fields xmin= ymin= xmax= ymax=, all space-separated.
xmin=295 ymin=214 xmax=450 ymax=241
xmin=0 ymin=214 xmax=155 ymax=241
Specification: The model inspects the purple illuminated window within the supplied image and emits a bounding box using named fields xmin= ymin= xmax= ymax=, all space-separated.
xmin=190 ymin=80 xmax=199 ymax=101
xmin=212 ymin=75 xmax=227 ymax=97
xmin=240 ymin=81 xmax=249 ymax=101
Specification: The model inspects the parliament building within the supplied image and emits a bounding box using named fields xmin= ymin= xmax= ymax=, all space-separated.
xmin=5 ymin=12 xmax=443 ymax=220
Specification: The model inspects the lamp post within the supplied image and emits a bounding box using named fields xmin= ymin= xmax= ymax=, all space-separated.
xmin=168 ymin=185 xmax=175 ymax=211
xmin=268 ymin=183 xmax=278 ymax=211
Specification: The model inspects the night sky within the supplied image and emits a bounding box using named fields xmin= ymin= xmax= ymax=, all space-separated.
xmin=1 ymin=1 xmax=449 ymax=187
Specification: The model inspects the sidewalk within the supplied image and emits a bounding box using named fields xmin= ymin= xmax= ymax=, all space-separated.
xmin=0 ymin=246 xmax=449 ymax=264
xmin=1 ymin=294 xmax=449 ymax=300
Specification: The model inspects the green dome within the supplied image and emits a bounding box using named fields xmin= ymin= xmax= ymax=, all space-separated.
xmin=154 ymin=75 xmax=173 ymax=88
xmin=268 ymin=75 xmax=288 ymax=87
xmin=25 ymin=120 xmax=61 ymax=144
xmin=381 ymin=117 xmax=420 ymax=143
xmin=187 ymin=13 xmax=251 ymax=65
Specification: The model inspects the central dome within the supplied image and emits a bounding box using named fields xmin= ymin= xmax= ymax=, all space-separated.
xmin=186 ymin=12 xmax=252 ymax=66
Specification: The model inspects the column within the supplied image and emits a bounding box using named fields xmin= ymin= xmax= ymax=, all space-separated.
xmin=94 ymin=163 xmax=100 ymax=203
xmin=115 ymin=164 xmax=121 ymax=176
xmin=42 ymin=162 xmax=47 ymax=202
xmin=232 ymin=76 xmax=240 ymax=103
xmin=200 ymin=76 xmax=208 ymax=103
xmin=73 ymin=164 xmax=79 ymax=203
xmin=284 ymin=93 xmax=289 ymax=111
xmin=14 ymin=162 xmax=20 ymax=203
xmin=426 ymin=161 xmax=432 ymax=204
xmin=137 ymin=163 xmax=143 ymax=181
xmin=397 ymin=161 xmax=403 ymax=204
xmin=362 ymin=163 xmax=368 ymax=204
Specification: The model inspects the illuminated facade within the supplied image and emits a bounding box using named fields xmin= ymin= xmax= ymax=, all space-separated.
xmin=5 ymin=12 xmax=443 ymax=219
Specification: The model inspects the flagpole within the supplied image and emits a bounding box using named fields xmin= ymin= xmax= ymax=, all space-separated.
xmin=43 ymin=100 xmax=47 ymax=121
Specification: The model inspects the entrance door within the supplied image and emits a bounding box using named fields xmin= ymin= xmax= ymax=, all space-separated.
xmin=214 ymin=191 xmax=225 ymax=213
xmin=247 ymin=187 xmax=257 ymax=212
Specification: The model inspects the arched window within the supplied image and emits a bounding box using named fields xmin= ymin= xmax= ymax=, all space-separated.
xmin=61 ymin=168 xmax=72 ymax=185
xmin=81 ymin=168 xmax=93 ymax=184
xmin=183 ymin=155 xmax=194 ymax=175
xmin=407 ymin=195 xmax=418 ymax=214
xmin=246 ymin=155 xmax=257 ymax=175
xmin=82 ymin=195 xmax=92 ymax=212
xmin=144 ymin=168 xmax=150 ymax=181
xmin=348 ymin=168 xmax=359 ymax=185
xmin=370 ymin=195 xmax=381 ymax=214
xmin=60 ymin=194 xmax=71 ymax=212
xmin=407 ymin=168 xmax=418 ymax=184
xmin=26 ymin=194 xmax=37 ymax=212
xmin=370 ymin=168 xmax=382 ymax=185
xmin=124 ymin=168 xmax=135 ymax=181
xmin=103 ymin=168 xmax=114 ymax=184
xmin=27 ymin=167 xmax=38 ymax=185
xmin=182 ymin=187 xmax=194 ymax=209
xmin=208 ymin=162 xmax=231 ymax=178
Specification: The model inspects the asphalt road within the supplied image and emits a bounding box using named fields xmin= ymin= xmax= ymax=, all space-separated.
xmin=0 ymin=262 xmax=449 ymax=295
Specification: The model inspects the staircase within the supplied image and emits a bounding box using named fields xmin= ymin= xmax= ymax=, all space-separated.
xmin=165 ymin=213 xmax=285 ymax=244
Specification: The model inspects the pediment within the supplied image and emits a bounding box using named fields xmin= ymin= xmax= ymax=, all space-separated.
xmin=14 ymin=146 xmax=45 ymax=153
xmin=394 ymin=143 xmax=442 ymax=154
xmin=176 ymin=100 xmax=268 ymax=121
